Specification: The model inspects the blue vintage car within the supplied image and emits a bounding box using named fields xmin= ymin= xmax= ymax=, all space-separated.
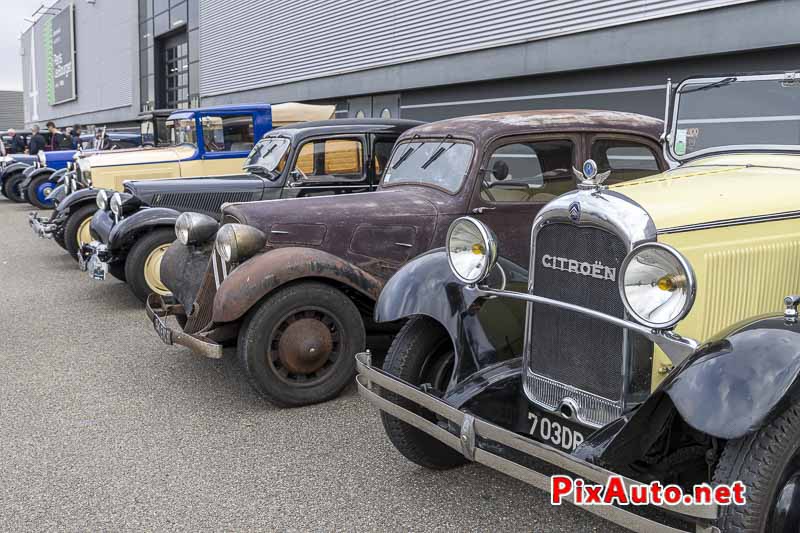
xmin=1 ymin=132 xmax=146 ymax=208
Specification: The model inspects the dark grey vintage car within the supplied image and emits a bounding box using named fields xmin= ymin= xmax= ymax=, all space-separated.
xmin=79 ymin=119 xmax=421 ymax=301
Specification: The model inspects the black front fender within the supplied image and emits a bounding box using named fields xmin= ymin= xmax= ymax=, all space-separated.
xmin=660 ymin=314 xmax=800 ymax=440
xmin=55 ymin=188 xmax=100 ymax=217
xmin=108 ymin=207 xmax=181 ymax=251
xmin=375 ymin=248 xmax=529 ymax=385
xmin=1 ymin=162 xmax=30 ymax=183
xmin=21 ymin=167 xmax=56 ymax=189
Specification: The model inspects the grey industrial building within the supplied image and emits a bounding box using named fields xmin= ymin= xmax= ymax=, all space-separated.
xmin=0 ymin=91 xmax=24 ymax=130
xmin=20 ymin=0 xmax=800 ymax=131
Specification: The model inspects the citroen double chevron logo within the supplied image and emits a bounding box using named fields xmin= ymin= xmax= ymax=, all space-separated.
xmin=569 ymin=202 xmax=581 ymax=222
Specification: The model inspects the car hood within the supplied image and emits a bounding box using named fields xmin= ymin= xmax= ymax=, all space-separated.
xmin=223 ymin=188 xmax=439 ymax=231
xmin=611 ymin=153 xmax=800 ymax=232
xmin=83 ymin=145 xmax=196 ymax=168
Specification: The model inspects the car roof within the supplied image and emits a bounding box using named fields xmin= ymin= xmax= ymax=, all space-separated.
xmin=265 ymin=118 xmax=425 ymax=141
xmin=398 ymin=109 xmax=664 ymax=144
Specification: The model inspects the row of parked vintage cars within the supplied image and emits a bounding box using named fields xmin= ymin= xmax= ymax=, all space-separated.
xmin=7 ymin=72 xmax=800 ymax=532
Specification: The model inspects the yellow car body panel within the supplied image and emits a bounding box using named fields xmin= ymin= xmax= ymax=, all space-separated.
xmin=609 ymin=153 xmax=800 ymax=389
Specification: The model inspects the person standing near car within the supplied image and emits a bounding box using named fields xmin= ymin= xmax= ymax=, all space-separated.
xmin=70 ymin=125 xmax=83 ymax=149
xmin=46 ymin=121 xmax=65 ymax=151
xmin=7 ymin=129 xmax=26 ymax=154
xmin=28 ymin=125 xmax=46 ymax=155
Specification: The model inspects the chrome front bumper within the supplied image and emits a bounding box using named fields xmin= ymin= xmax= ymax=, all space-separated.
xmin=355 ymin=352 xmax=718 ymax=533
xmin=77 ymin=242 xmax=109 ymax=281
xmin=28 ymin=211 xmax=58 ymax=239
xmin=145 ymin=293 xmax=223 ymax=359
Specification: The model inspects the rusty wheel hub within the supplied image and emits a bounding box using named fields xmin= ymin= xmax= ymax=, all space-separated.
xmin=277 ymin=318 xmax=333 ymax=374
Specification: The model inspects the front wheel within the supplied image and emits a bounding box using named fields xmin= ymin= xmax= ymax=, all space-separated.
xmin=238 ymin=281 xmax=366 ymax=407
xmin=5 ymin=173 xmax=27 ymax=203
xmin=380 ymin=316 xmax=467 ymax=470
xmin=63 ymin=204 xmax=98 ymax=260
xmin=27 ymin=174 xmax=56 ymax=209
xmin=714 ymin=399 xmax=800 ymax=532
xmin=124 ymin=228 xmax=175 ymax=302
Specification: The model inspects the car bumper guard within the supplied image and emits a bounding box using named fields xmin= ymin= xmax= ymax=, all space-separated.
xmin=78 ymin=242 xmax=111 ymax=280
xmin=354 ymin=351 xmax=719 ymax=533
xmin=145 ymin=293 xmax=223 ymax=359
xmin=28 ymin=211 xmax=58 ymax=239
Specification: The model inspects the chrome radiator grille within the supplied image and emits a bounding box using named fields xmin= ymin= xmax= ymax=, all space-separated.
xmin=152 ymin=191 xmax=258 ymax=216
xmin=526 ymin=223 xmax=633 ymax=427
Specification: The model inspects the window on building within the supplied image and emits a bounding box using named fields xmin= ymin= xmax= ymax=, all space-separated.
xmin=201 ymin=114 xmax=255 ymax=152
xmin=481 ymin=140 xmax=575 ymax=203
xmin=590 ymin=139 xmax=660 ymax=185
xmin=292 ymin=139 xmax=364 ymax=181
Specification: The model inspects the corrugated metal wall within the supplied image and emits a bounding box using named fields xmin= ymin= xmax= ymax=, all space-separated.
xmin=199 ymin=0 xmax=756 ymax=97
xmin=0 ymin=92 xmax=25 ymax=130
xmin=21 ymin=0 xmax=137 ymax=126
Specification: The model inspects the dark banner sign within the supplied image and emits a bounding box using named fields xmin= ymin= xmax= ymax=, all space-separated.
xmin=43 ymin=3 xmax=76 ymax=106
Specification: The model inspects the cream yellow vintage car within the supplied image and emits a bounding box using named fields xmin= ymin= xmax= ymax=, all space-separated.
xmin=357 ymin=72 xmax=800 ymax=532
xmin=30 ymin=102 xmax=334 ymax=258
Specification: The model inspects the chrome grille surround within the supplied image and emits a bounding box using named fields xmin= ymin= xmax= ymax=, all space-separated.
xmin=523 ymin=189 xmax=657 ymax=429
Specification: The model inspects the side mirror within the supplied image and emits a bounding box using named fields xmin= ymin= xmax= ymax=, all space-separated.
xmin=491 ymin=160 xmax=509 ymax=181
xmin=290 ymin=169 xmax=303 ymax=182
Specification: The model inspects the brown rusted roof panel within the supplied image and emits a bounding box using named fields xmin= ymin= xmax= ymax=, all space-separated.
xmin=399 ymin=109 xmax=664 ymax=144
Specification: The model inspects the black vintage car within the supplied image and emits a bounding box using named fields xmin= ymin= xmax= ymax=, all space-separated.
xmin=79 ymin=119 xmax=422 ymax=301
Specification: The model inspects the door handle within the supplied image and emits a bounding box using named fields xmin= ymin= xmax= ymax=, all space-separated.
xmin=471 ymin=207 xmax=496 ymax=214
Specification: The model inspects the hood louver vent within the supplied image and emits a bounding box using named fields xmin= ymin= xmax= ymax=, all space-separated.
xmin=151 ymin=192 xmax=260 ymax=218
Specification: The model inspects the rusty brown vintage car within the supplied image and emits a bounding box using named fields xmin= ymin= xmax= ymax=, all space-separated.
xmin=146 ymin=109 xmax=667 ymax=407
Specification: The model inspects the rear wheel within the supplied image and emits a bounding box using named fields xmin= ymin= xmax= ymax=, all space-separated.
xmin=5 ymin=173 xmax=27 ymax=203
xmin=27 ymin=174 xmax=56 ymax=209
xmin=714 ymin=398 xmax=800 ymax=532
xmin=380 ymin=316 xmax=467 ymax=470
xmin=64 ymin=204 xmax=97 ymax=261
xmin=124 ymin=229 xmax=175 ymax=302
xmin=238 ymin=281 xmax=365 ymax=407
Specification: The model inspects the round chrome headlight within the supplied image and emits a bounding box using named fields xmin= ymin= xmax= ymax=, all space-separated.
xmin=96 ymin=189 xmax=108 ymax=210
xmin=619 ymin=243 xmax=696 ymax=329
xmin=215 ymin=223 xmax=267 ymax=263
xmin=446 ymin=217 xmax=498 ymax=284
xmin=175 ymin=212 xmax=218 ymax=245
xmin=110 ymin=192 xmax=123 ymax=216
xmin=38 ymin=151 xmax=46 ymax=166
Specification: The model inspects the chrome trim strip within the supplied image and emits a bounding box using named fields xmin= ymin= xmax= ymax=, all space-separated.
xmin=394 ymin=242 xmax=413 ymax=248
xmin=658 ymin=209 xmax=800 ymax=234
xmin=355 ymin=353 xmax=717 ymax=525
xmin=474 ymin=286 xmax=699 ymax=364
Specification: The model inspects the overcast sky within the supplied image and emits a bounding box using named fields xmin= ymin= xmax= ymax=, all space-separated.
xmin=0 ymin=1 xmax=52 ymax=92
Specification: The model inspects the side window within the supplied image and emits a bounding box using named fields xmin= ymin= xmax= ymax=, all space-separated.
xmin=373 ymin=140 xmax=396 ymax=179
xmin=291 ymin=138 xmax=364 ymax=181
xmin=590 ymin=139 xmax=660 ymax=184
xmin=481 ymin=140 xmax=574 ymax=203
xmin=201 ymin=114 xmax=255 ymax=153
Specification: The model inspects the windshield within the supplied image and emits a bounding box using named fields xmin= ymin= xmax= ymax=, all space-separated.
xmin=141 ymin=117 xmax=170 ymax=147
xmin=382 ymin=140 xmax=473 ymax=192
xmin=166 ymin=118 xmax=197 ymax=147
xmin=671 ymin=73 xmax=800 ymax=160
xmin=244 ymin=137 xmax=290 ymax=177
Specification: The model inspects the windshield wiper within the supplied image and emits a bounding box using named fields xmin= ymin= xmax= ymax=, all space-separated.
xmin=679 ymin=77 xmax=737 ymax=94
xmin=421 ymin=142 xmax=455 ymax=170
xmin=392 ymin=143 xmax=423 ymax=170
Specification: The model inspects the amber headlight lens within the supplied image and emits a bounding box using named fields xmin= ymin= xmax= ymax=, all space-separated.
xmin=96 ymin=189 xmax=108 ymax=210
xmin=446 ymin=216 xmax=498 ymax=284
xmin=215 ymin=224 xmax=267 ymax=263
xmin=619 ymin=243 xmax=696 ymax=329
xmin=175 ymin=212 xmax=218 ymax=245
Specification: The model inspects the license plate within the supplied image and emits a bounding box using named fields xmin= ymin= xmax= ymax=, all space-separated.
xmin=152 ymin=314 xmax=173 ymax=345
xmin=88 ymin=254 xmax=108 ymax=281
xmin=526 ymin=408 xmax=587 ymax=452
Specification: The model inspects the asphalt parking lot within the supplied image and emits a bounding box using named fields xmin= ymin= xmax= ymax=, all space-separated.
xmin=0 ymin=198 xmax=621 ymax=532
